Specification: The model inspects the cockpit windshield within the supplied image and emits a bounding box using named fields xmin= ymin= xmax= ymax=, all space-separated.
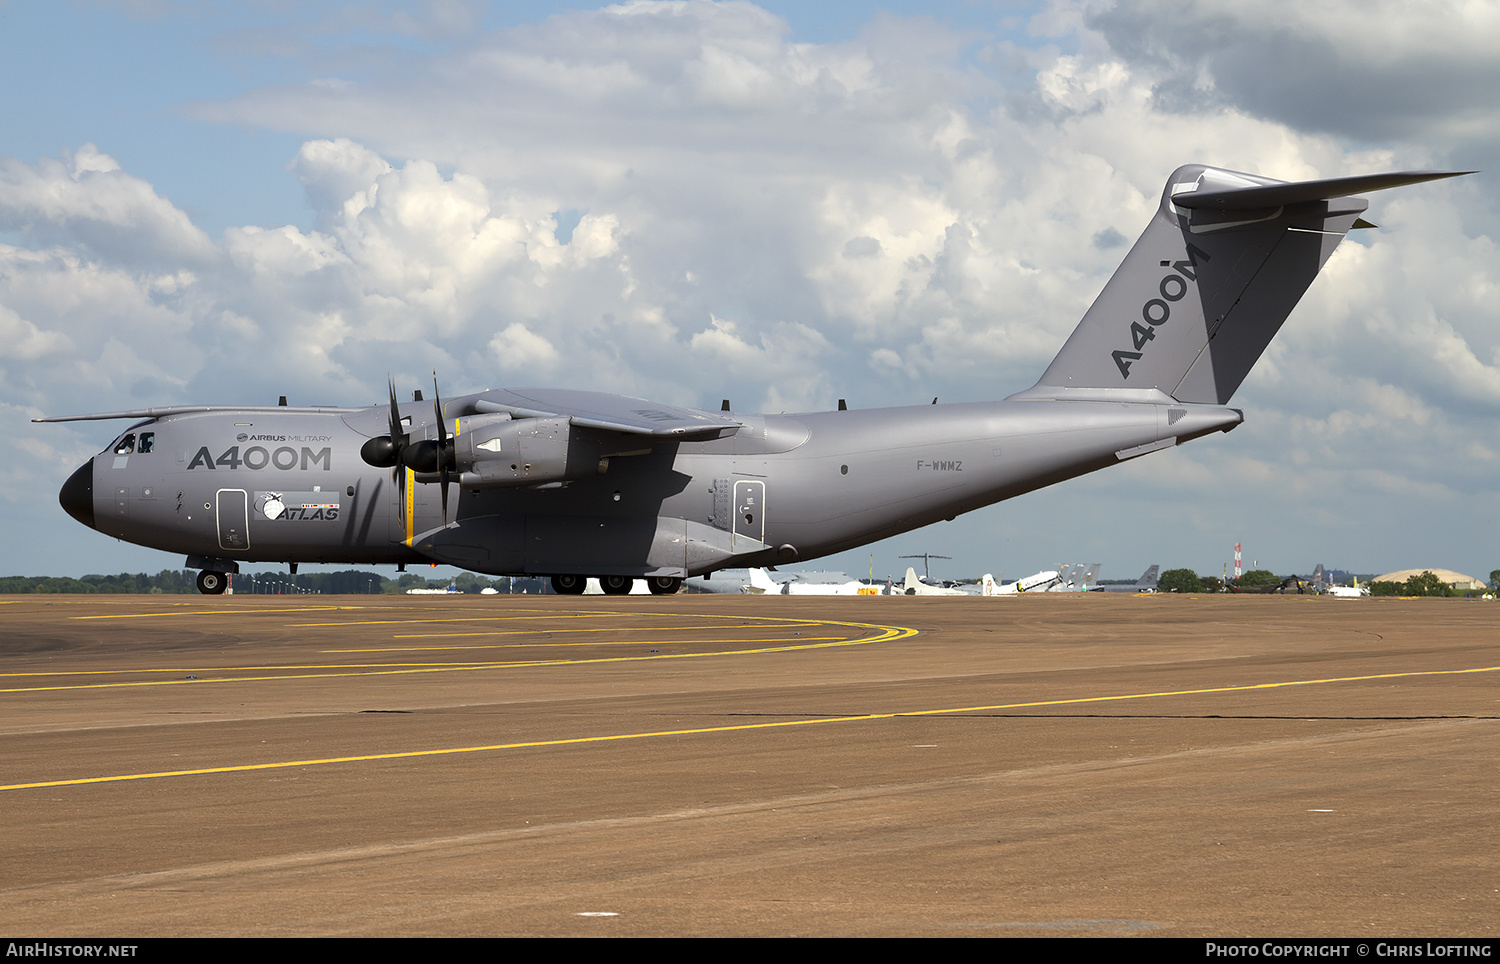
xmin=109 ymin=431 xmax=153 ymax=456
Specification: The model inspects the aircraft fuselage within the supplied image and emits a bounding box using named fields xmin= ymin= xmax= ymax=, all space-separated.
xmin=61 ymin=392 xmax=1241 ymax=580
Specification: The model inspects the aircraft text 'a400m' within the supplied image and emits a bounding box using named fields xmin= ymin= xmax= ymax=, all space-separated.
xmin=40 ymin=164 xmax=1467 ymax=594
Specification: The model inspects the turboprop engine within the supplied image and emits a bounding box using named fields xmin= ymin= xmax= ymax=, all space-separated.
xmin=358 ymin=376 xmax=627 ymax=499
xmin=444 ymin=415 xmax=616 ymax=489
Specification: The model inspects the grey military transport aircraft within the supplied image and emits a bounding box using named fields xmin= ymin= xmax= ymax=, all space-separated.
xmin=40 ymin=164 xmax=1465 ymax=595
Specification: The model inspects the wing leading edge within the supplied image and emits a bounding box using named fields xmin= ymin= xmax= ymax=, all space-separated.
xmin=472 ymin=388 xmax=741 ymax=441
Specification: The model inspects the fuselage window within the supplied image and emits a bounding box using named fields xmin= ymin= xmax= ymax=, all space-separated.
xmin=113 ymin=434 xmax=136 ymax=455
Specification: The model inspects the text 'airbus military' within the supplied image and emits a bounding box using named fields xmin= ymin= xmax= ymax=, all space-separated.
xmin=40 ymin=164 xmax=1466 ymax=594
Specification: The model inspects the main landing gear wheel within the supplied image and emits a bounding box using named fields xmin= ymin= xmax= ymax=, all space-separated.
xmin=550 ymin=574 xmax=586 ymax=595
xmin=196 ymin=570 xmax=227 ymax=595
xmin=646 ymin=576 xmax=682 ymax=595
xmin=599 ymin=575 xmax=633 ymax=595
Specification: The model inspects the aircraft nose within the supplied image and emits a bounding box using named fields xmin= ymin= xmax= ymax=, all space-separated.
xmin=59 ymin=458 xmax=95 ymax=529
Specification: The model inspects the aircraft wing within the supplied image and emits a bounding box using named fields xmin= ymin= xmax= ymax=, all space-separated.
xmin=36 ymin=389 xmax=742 ymax=440
xmin=33 ymin=405 xmax=360 ymax=422
xmin=473 ymin=389 xmax=741 ymax=441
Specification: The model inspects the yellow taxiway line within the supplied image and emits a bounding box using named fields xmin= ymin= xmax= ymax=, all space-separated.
xmin=4 ymin=663 xmax=1495 ymax=792
xmin=0 ymin=615 xmax=915 ymax=693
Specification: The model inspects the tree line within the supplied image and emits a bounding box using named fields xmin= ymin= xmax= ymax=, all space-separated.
xmin=0 ymin=570 xmax=545 ymax=594
xmin=1155 ymin=568 xmax=1498 ymax=596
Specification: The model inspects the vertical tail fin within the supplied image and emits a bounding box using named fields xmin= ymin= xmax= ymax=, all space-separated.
xmin=1023 ymin=166 xmax=1467 ymax=404
xmin=747 ymin=568 xmax=780 ymax=594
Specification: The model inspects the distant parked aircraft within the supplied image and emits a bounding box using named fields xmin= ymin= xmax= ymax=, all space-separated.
xmin=980 ymin=569 xmax=1063 ymax=595
xmin=1324 ymin=574 xmax=1370 ymax=598
xmin=1091 ymin=564 xmax=1160 ymax=593
xmin=1047 ymin=562 xmax=1100 ymax=591
xmin=748 ymin=568 xmax=881 ymax=595
xmin=902 ymin=568 xmax=967 ymax=595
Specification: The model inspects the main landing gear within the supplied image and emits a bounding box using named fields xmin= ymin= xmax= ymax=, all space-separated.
xmin=550 ymin=574 xmax=586 ymax=595
xmin=548 ymin=575 xmax=682 ymax=595
xmin=599 ymin=575 xmax=632 ymax=595
xmin=196 ymin=570 xmax=228 ymax=595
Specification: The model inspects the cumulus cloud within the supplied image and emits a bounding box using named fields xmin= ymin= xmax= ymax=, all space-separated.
xmin=0 ymin=144 xmax=216 ymax=267
xmin=288 ymin=138 xmax=393 ymax=215
xmin=1088 ymin=0 xmax=1500 ymax=144
xmin=0 ymin=300 xmax=72 ymax=362
xmin=490 ymin=322 xmax=561 ymax=374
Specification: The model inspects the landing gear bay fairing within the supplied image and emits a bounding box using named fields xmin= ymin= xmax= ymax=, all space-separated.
xmin=41 ymin=165 xmax=1463 ymax=594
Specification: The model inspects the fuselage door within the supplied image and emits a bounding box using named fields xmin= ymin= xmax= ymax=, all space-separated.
xmin=732 ymin=479 xmax=765 ymax=549
xmin=217 ymin=488 xmax=249 ymax=551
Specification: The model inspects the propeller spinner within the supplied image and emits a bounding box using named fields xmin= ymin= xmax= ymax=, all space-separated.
xmin=358 ymin=376 xmax=408 ymax=469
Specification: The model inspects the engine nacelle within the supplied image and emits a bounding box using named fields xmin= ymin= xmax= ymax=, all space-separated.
xmin=450 ymin=415 xmax=609 ymax=488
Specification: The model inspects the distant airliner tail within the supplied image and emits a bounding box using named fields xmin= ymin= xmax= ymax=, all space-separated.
xmin=1022 ymin=166 xmax=1467 ymax=405
xmin=747 ymin=568 xmax=781 ymax=594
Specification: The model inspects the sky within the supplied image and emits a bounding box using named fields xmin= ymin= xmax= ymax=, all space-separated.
xmin=3 ymin=0 xmax=1498 ymax=584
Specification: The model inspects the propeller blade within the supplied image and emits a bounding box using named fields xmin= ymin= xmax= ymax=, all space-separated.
xmin=388 ymin=375 xmax=408 ymax=534
xmin=433 ymin=370 xmax=451 ymax=524
xmin=387 ymin=375 xmax=404 ymax=448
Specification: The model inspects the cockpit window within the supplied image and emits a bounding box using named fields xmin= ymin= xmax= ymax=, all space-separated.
xmin=113 ymin=434 xmax=136 ymax=455
xmin=138 ymin=432 xmax=154 ymax=454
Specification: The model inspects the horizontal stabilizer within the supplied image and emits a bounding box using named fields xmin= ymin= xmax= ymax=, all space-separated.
xmin=1173 ymin=170 xmax=1471 ymax=211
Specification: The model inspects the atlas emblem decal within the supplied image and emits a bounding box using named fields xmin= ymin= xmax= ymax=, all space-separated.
xmin=255 ymin=491 xmax=341 ymax=521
